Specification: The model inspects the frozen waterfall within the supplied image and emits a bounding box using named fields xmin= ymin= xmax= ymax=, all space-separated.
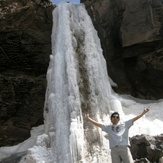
xmin=43 ymin=3 xmax=113 ymax=162
xmin=0 ymin=2 xmax=163 ymax=163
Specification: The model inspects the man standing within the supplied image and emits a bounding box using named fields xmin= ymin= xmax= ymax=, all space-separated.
xmin=84 ymin=107 xmax=149 ymax=163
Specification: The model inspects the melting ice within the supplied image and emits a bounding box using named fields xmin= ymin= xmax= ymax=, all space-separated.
xmin=0 ymin=2 xmax=163 ymax=163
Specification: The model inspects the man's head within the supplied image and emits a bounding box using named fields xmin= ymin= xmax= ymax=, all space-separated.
xmin=110 ymin=112 xmax=120 ymax=125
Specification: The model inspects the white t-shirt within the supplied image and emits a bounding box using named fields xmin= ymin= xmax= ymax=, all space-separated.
xmin=101 ymin=120 xmax=133 ymax=148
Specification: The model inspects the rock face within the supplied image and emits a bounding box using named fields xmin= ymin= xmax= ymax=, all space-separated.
xmin=81 ymin=0 xmax=163 ymax=100
xmin=0 ymin=0 xmax=54 ymax=146
xmin=130 ymin=134 xmax=163 ymax=163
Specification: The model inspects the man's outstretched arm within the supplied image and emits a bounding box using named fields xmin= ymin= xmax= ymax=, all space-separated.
xmin=132 ymin=107 xmax=149 ymax=122
xmin=83 ymin=114 xmax=102 ymax=128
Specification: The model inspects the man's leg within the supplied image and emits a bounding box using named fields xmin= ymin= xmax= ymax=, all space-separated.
xmin=119 ymin=146 xmax=134 ymax=163
xmin=111 ymin=148 xmax=121 ymax=163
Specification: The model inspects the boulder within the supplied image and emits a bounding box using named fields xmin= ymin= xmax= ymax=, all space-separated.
xmin=130 ymin=134 xmax=163 ymax=162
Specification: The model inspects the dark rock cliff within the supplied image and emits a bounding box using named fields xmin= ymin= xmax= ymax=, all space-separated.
xmin=0 ymin=0 xmax=54 ymax=146
xmin=82 ymin=0 xmax=163 ymax=100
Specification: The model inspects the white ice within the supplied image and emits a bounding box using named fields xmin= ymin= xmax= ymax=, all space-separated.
xmin=0 ymin=2 xmax=163 ymax=163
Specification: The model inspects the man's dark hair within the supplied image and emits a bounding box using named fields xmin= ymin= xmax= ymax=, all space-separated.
xmin=111 ymin=112 xmax=120 ymax=119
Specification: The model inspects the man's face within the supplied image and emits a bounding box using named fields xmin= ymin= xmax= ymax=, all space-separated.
xmin=111 ymin=114 xmax=120 ymax=125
